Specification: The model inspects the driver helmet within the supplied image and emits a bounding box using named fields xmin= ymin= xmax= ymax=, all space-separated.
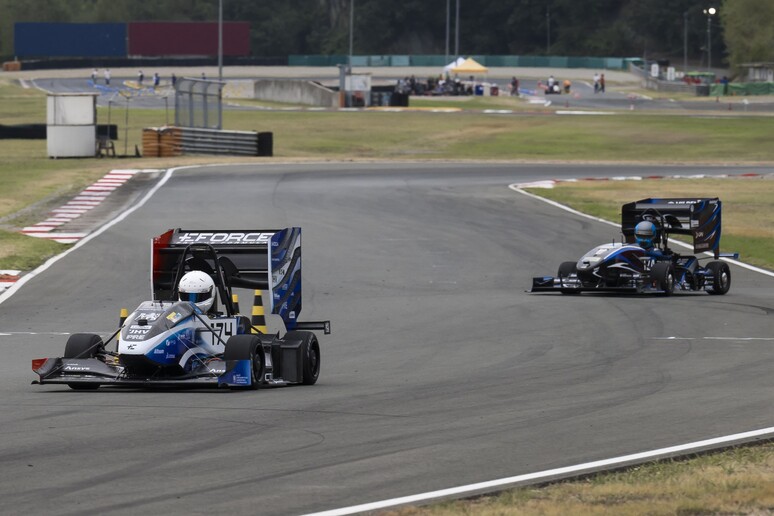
xmin=634 ymin=221 xmax=659 ymax=249
xmin=178 ymin=271 xmax=215 ymax=313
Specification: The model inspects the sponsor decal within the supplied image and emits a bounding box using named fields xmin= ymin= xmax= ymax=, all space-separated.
xmin=174 ymin=232 xmax=274 ymax=245
xmin=137 ymin=312 xmax=160 ymax=321
xmin=154 ymin=349 xmax=165 ymax=354
xmin=64 ymin=364 xmax=91 ymax=371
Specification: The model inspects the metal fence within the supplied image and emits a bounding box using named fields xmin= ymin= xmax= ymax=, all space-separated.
xmin=174 ymin=78 xmax=224 ymax=129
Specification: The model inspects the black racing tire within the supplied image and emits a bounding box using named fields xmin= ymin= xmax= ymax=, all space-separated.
xmin=223 ymin=334 xmax=265 ymax=390
xmin=285 ymin=331 xmax=320 ymax=385
xmin=706 ymin=261 xmax=731 ymax=295
xmin=557 ymin=261 xmax=580 ymax=295
xmin=64 ymin=333 xmax=104 ymax=359
xmin=651 ymin=262 xmax=675 ymax=296
xmin=64 ymin=334 xmax=104 ymax=390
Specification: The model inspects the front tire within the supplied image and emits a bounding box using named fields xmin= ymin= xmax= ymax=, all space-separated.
xmin=650 ymin=262 xmax=675 ymax=296
xmin=706 ymin=261 xmax=731 ymax=295
xmin=223 ymin=334 xmax=265 ymax=390
xmin=64 ymin=333 xmax=104 ymax=390
xmin=285 ymin=331 xmax=320 ymax=385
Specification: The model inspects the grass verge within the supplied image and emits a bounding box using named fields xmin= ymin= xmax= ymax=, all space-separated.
xmin=389 ymin=442 xmax=774 ymax=516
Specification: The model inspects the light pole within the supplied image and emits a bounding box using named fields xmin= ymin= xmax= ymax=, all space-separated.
xmin=445 ymin=0 xmax=450 ymax=64
xmin=703 ymin=7 xmax=716 ymax=73
xmin=349 ymin=0 xmax=354 ymax=71
xmin=218 ymin=0 xmax=223 ymax=82
xmin=546 ymin=6 xmax=550 ymax=54
xmin=683 ymin=11 xmax=688 ymax=73
xmin=454 ymin=0 xmax=460 ymax=58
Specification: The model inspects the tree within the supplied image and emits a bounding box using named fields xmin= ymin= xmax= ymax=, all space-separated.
xmin=720 ymin=0 xmax=774 ymax=69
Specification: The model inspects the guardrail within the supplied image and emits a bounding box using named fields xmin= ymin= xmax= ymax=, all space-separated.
xmin=142 ymin=126 xmax=273 ymax=157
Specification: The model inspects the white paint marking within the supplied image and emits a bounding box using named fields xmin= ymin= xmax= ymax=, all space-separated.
xmin=305 ymin=426 xmax=774 ymax=516
xmin=654 ymin=336 xmax=774 ymax=341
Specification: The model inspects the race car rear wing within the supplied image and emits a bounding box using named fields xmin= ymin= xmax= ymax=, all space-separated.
xmin=621 ymin=198 xmax=722 ymax=259
xmin=151 ymin=228 xmax=311 ymax=331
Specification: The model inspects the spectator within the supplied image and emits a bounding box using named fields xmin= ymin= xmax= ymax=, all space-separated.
xmin=153 ymin=72 xmax=160 ymax=87
xmin=91 ymin=68 xmax=98 ymax=83
xmin=600 ymin=73 xmax=606 ymax=93
xmin=138 ymin=70 xmax=144 ymax=85
xmin=721 ymin=75 xmax=729 ymax=95
xmin=201 ymin=72 xmax=207 ymax=80
xmin=171 ymin=73 xmax=177 ymax=87
xmin=510 ymin=76 xmax=519 ymax=96
xmin=104 ymin=68 xmax=111 ymax=86
xmin=593 ymin=72 xmax=600 ymax=93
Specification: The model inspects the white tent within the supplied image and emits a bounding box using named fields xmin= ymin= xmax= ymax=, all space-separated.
xmin=443 ymin=57 xmax=465 ymax=73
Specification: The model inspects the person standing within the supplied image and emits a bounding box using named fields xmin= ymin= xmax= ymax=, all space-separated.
xmin=104 ymin=68 xmax=111 ymax=86
xmin=600 ymin=73 xmax=606 ymax=93
xmin=91 ymin=68 xmax=98 ymax=83
xmin=510 ymin=76 xmax=519 ymax=96
xmin=171 ymin=73 xmax=177 ymax=87
xmin=593 ymin=72 xmax=600 ymax=93
xmin=153 ymin=72 xmax=160 ymax=87
xmin=138 ymin=70 xmax=144 ymax=85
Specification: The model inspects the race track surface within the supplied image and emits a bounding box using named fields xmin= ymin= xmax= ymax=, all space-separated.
xmin=2 ymin=163 xmax=774 ymax=515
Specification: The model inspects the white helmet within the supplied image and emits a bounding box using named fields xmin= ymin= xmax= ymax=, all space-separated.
xmin=178 ymin=271 xmax=215 ymax=313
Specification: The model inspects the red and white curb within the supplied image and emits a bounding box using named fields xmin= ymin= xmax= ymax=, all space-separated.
xmin=0 ymin=270 xmax=21 ymax=292
xmin=20 ymin=169 xmax=153 ymax=244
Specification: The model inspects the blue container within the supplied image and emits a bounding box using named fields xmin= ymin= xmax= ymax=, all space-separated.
xmin=14 ymin=22 xmax=127 ymax=58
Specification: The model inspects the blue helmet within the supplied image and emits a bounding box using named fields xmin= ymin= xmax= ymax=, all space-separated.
xmin=634 ymin=221 xmax=658 ymax=249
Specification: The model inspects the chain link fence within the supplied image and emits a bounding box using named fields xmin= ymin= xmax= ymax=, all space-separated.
xmin=174 ymin=77 xmax=224 ymax=129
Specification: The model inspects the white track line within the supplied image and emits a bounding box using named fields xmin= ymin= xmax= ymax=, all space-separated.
xmin=306 ymin=427 xmax=774 ymax=516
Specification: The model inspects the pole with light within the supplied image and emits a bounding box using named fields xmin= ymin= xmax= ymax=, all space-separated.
xmin=703 ymin=7 xmax=716 ymax=72
xmin=683 ymin=11 xmax=688 ymax=73
xmin=218 ymin=0 xmax=223 ymax=82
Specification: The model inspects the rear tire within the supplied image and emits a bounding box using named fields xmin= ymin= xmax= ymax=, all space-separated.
xmin=64 ymin=334 xmax=103 ymax=390
xmin=557 ymin=261 xmax=579 ymax=295
xmin=706 ymin=261 xmax=731 ymax=295
xmin=285 ymin=331 xmax=320 ymax=385
xmin=223 ymin=334 xmax=265 ymax=390
xmin=651 ymin=262 xmax=675 ymax=296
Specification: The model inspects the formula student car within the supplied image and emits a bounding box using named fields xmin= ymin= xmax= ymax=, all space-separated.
xmin=531 ymin=198 xmax=738 ymax=295
xmin=32 ymin=227 xmax=330 ymax=390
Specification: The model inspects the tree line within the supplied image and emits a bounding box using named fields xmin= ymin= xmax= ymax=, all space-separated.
xmin=1 ymin=0 xmax=771 ymax=70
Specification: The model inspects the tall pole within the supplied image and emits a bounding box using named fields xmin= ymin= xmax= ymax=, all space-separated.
xmin=445 ymin=0 xmax=450 ymax=63
xmin=703 ymin=7 xmax=716 ymax=73
xmin=706 ymin=14 xmax=711 ymax=72
xmin=546 ymin=6 xmax=550 ymax=54
xmin=218 ymin=0 xmax=223 ymax=82
xmin=349 ymin=0 xmax=354 ymax=71
xmin=683 ymin=11 xmax=688 ymax=72
xmin=454 ymin=0 xmax=460 ymax=57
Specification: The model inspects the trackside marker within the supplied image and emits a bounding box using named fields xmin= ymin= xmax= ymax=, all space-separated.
xmin=251 ymin=290 xmax=267 ymax=334
xmin=304 ymin=427 xmax=774 ymax=516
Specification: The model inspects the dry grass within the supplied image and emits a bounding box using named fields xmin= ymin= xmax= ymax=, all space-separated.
xmin=386 ymin=443 xmax=774 ymax=516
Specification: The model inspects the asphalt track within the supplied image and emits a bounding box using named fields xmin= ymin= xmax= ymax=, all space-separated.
xmin=2 ymin=162 xmax=774 ymax=515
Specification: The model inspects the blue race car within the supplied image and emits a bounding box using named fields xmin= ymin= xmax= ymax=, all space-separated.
xmin=32 ymin=228 xmax=329 ymax=390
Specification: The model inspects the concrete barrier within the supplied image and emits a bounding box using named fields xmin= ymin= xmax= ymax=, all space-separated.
xmin=223 ymin=79 xmax=337 ymax=107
